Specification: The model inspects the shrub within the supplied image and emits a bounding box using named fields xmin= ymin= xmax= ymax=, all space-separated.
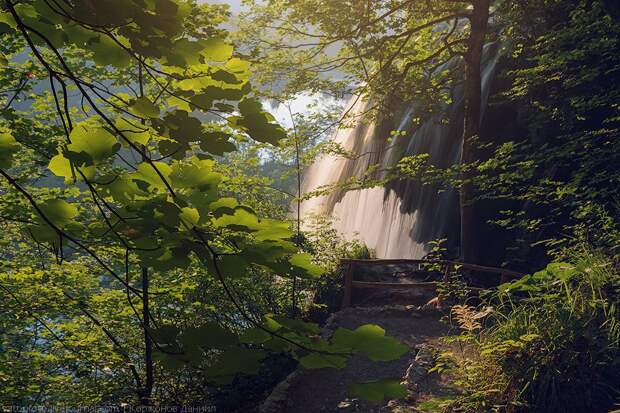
xmin=434 ymin=251 xmax=620 ymax=413
xmin=302 ymin=214 xmax=371 ymax=322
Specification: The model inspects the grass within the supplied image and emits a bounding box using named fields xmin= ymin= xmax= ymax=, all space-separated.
xmin=427 ymin=250 xmax=620 ymax=413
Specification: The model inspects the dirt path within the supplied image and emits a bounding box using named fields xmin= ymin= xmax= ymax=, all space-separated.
xmin=261 ymin=306 xmax=458 ymax=413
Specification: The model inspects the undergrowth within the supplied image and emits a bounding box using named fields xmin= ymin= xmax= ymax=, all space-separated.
xmin=425 ymin=250 xmax=620 ymax=413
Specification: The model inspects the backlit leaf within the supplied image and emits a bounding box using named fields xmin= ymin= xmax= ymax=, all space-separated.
xmin=132 ymin=162 xmax=173 ymax=191
xmin=129 ymin=97 xmax=160 ymax=119
xmin=212 ymin=207 xmax=262 ymax=231
xmin=115 ymin=117 xmax=153 ymax=145
xmin=240 ymin=327 xmax=271 ymax=345
xmin=299 ymin=353 xmax=347 ymax=369
xmin=90 ymin=35 xmax=131 ymax=68
xmin=201 ymin=38 xmax=234 ymax=62
xmin=38 ymin=199 xmax=78 ymax=228
xmin=68 ymin=122 xmax=120 ymax=164
xmin=331 ymin=324 xmax=408 ymax=361
xmin=48 ymin=152 xmax=96 ymax=182
xmin=170 ymin=159 xmax=221 ymax=188
xmin=289 ymin=253 xmax=325 ymax=278
xmin=0 ymin=131 xmax=20 ymax=168
xmin=348 ymin=378 xmax=407 ymax=402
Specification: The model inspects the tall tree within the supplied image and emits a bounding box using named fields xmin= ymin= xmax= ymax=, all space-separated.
xmin=239 ymin=0 xmax=495 ymax=262
xmin=0 ymin=0 xmax=408 ymax=403
xmin=459 ymin=0 xmax=490 ymax=263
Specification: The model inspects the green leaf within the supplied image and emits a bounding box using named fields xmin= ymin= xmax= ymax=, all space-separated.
xmin=89 ymin=35 xmax=131 ymax=68
xmin=170 ymin=159 xmax=221 ymax=189
xmin=129 ymin=97 xmax=160 ymax=119
xmin=167 ymin=39 xmax=206 ymax=66
xmin=238 ymin=97 xmax=263 ymax=114
xmin=132 ymin=162 xmax=173 ymax=191
xmin=63 ymin=23 xmax=99 ymax=48
xmin=211 ymin=69 xmax=242 ymax=84
xmin=166 ymin=95 xmax=192 ymax=112
xmin=0 ymin=131 xmax=20 ymax=168
xmin=206 ymin=347 xmax=266 ymax=384
xmin=263 ymin=315 xmax=283 ymax=332
xmin=153 ymin=352 xmax=185 ymax=372
xmin=153 ymin=201 xmax=182 ymax=227
xmin=331 ymin=325 xmax=408 ymax=361
xmin=98 ymin=173 xmax=146 ymax=202
xmin=201 ymin=38 xmax=234 ymax=62
xmin=218 ymin=254 xmax=250 ymax=278
xmin=68 ymin=121 xmax=120 ymax=164
xmin=48 ymin=150 xmax=96 ymax=182
xmin=209 ymin=197 xmax=238 ymax=213
xmin=157 ymin=110 xmax=205 ymax=157
xmin=48 ymin=153 xmax=72 ymax=181
xmin=271 ymin=315 xmax=320 ymax=334
xmin=180 ymin=323 xmax=238 ymax=350
xmin=38 ymin=199 xmax=79 ymax=227
xmin=0 ymin=10 xmax=17 ymax=31
xmin=212 ymin=207 xmax=262 ymax=231
xmin=225 ymin=58 xmax=251 ymax=80
xmin=348 ymin=378 xmax=407 ymax=402
xmin=29 ymin=199 xmax=80 ymax=243
xmin=179 ymin=207 xmax=199 ymax=229
xmin=150 ymin=324 xmax=180 ymax=346
xmin=239 ymin=327 xmax=272 ymax=345
xmin=254 ymin=224 xmax=294 ymax=241
xmin=228 ymin=98 xmax=288 ymax=145
xmin=115 ymin=117 xmax=152 ymax=145
xmin=299 ymin=353 xmax=347 ymax=369
xmin=289 ymin=253 xmax=325 ymax=278
xmin=199 ymin=131 xmax=236 ymax=155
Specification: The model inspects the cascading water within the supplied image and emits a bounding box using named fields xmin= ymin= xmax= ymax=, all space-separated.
xmin=301 ymin=43 xmax=501 ymax=258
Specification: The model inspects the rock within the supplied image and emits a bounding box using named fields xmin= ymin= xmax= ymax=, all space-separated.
xmin=259 ymin=371 xmax=301 ymax=413
xmin=400 ymin=344 xmax=436 ymax=400
xmin=387 ymin=399 xmax=399 ymax=408
xmin=414 ymin=344 xmax=435 ymax=368
xmin=337 ymin=398 xmax=360 ymax=411
xmin=404 ymin=362 xmax=428 ymax=382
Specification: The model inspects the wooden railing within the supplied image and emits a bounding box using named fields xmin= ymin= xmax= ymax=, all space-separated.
xmin=340 ymin=258 xmax=524 ymax=308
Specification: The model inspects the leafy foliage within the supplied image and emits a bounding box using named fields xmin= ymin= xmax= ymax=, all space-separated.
xmin=348 ymin=378 xmax=407 ymax=402
xmin=430 ymin=252 xmax=620 ymax=413
xmin=391 ymin=0 xmax=620 ymax=269
xmin=237 ymin=0 xmax=475 ymax=114
xmin=0 ymin=0 xmax=406 ymax=406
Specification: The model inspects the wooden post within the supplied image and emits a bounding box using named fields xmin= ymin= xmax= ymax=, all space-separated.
xmin=341 ymin=262 xmax=354 ymax=309
xmin=437 ymin=262 xmax=452 ymax=308
xmin=442 ymin=262 xmax=451 ymax=283
xmin=337 ymin=259 xmax=523 ymax=309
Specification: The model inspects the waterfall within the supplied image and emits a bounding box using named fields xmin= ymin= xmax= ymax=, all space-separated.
xmin=301 ymin=43 xmax=501 ymax=258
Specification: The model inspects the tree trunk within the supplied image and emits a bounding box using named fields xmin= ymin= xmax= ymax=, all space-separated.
xmin=459 ymin=0 xmax=490 ymax=264
xmin=141 ymin=267 xmax=154 ymax=405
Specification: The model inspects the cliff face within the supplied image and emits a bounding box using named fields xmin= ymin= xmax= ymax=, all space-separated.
xmin=301 ymin=43 xmax=501 ymax=259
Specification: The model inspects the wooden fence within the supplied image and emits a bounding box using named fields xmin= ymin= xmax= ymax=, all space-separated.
xmin=340 ymin=258 xmax=524 ymax=308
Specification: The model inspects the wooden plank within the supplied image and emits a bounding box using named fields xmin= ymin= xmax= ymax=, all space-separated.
xmin=340 ymin=258 xmax=523 ymax=278
xmin=352 ymin=280 xmax=438 ymax=290
xmin=341 ymin=262 xmax=354 ymax=309
xmin=339 ymin=258 xmax=518 ymax=307
xmin=351 ymin=280 xmax=488 ymax=293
